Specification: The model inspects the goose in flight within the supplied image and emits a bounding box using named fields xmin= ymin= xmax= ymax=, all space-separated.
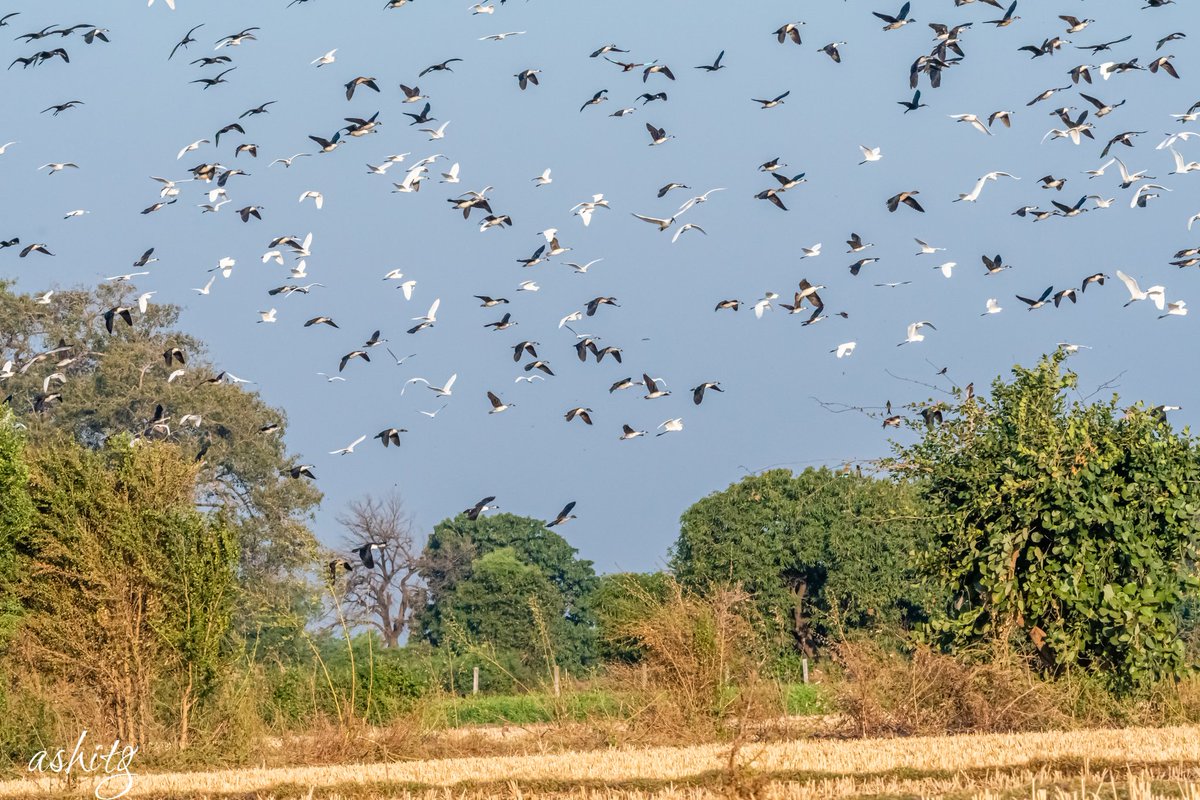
xmin=1016 ymin=286 xmax=1054 ymax=310
xmin=546 ymin=502 xmax=577 ymax=528
xmin=565 ymin=407 xmax=593 ymax=425
xmin=642 ymin=374 xmax=670 ymax=400
xmin=486 ymin=391 xmax=514 ymax=414
xmin=774 ymin=22 xmax=804 ymax=45
xmin=339 ymin=350 xmax=370 ymax=371
xmin=752 ymin=91 xmax=790 ymax=110
xmin=886 ymin=191 xmax=924 ymax=213
xmin=874 ymin=2 xmax=914 ymax=30
xmin=515 ymin=69 xmax=541 ymax=89
xmin=646 ymin=123 xmax=674 ymax=145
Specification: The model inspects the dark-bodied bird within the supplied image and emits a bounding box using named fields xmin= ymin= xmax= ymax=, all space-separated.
xmin=239 ymin=100 xmax=277 ymax=118
xmin=646 ymin=123 xmax=673 ymax=145
xmin=191 ymin=67 xmax=235 ymax=89
xmin=419 ymin=58 xmax=463 ymax=76
xmin=873 ymin=2 xmax=914 ymax=31
xmin=898 ymin=90 xmax=928 ymax=113
xmin=546 ymin=501 xmax=576 ymax=528
xmin=463 ymin=496 xmax=497 ymax=521
xmin=41 ymin=100 xmax=84 ymax=116
xmin=1016 ymin=285 xmax=1055 ymax=309
xmin=984 ymin=1 xmax=1020 ymax=27
xmin=345 ymin=76 xmax=380 ymax=100
xmin=695 ymin=50 xmax=725 ymax=72
xmin=886 ymin=191 xmax=924 ymax=212
xmin=339 ymin=350 xmax=370 ymax=371
xmin=103 ymin=306 xmax=133 ymax=334
xmin=169 ymin=23 xmax=203 ymax=59
xmin=579 ymin=89 xmax=608 ymax=112
xmin=515 ymin=69 xmax=541 ymax=89
xmin=565 ymin=407 xmax=593 ymax=424
xmin=374 ymin=428 xmax=406 ymax=447
xmin=753 ymin=90 xmax=790 ymax=109
xmin=355 ymin=542 xmax=385 ymax=569
xmin=643 ymin=63 xmax=675 ymax=82
xmin=774 ymin=22 xmax=804 ymax=45
xmin=692 ymin=382 xmax=723 ymax=405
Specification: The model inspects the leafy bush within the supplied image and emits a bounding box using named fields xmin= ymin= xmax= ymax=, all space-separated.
xmin=892 ymin=352 xmax=1200 ymax=692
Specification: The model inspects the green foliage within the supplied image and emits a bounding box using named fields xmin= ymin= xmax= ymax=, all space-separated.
xmin=671 ymin=468 xmax=930 ymax=656
xmin=418 ymin=513 xmax=598 ymax=672
xmin=440 ymin=548 xmax=575 ymax=681
xmin=432 ymin=690 xmax=621 ymax=727
xmin=591 ymin=572 xmax=672 ymax=663
xmin=0 ymin=412 xmax=33 ymax=646
xmin=891 ymin=352 xmax=1200 ymax=692
xmin=783 ymin=682 xmax=833 ymax=716
xmin=13 ymin=437 xmax=242 ymax=741
xmin=0 ymin=281 xmax=322 ymax=643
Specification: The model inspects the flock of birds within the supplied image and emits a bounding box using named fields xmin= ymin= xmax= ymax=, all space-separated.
xmin=1 ymin=0 xmax=1197 ymax=576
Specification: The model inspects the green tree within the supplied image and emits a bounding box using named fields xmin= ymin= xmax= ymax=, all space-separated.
xmin=14 ymin=436 xmax=240 ymax=744
xmin=671 ymin=468 xmax=929 ymax=656
xmin=0 ymin=411 xmax=34 ymax=646
xmin=891 ymin=352 xmax=1200 ymax=691
xmin=418 ymin=513 xmax=598 ymax=672
xmin=0 ymin=281 xmax=321 ymax=644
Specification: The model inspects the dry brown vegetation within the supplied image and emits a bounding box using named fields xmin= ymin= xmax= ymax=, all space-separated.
xmin=5 ymin=724 xmax=1200 ymax=799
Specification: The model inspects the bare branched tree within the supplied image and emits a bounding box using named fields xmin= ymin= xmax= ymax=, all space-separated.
xmin=335 ymin=492 xmax=424 ymax=647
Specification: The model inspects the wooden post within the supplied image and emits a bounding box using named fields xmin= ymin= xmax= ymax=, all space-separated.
xmin=472 ymin=666 xmax=480 ymax=695
xmin=553 ymin=664 xmax=561 ymax=698
xmin=801 ymin=657 xmax=809 ymax=685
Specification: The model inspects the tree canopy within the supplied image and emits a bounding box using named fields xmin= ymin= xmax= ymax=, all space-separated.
xmin=12 ymin=436 xmax=238 ymax=745
xmin=0 ymin=281 xmax=321 ymax=640
xmin=892 ymin=352 xmax=1200 ymax=691
xmin=417 ymin=512 xmax=598 ymax=671
xmin=671 ymin=467 xmax=929 ymax=655
xmin=0 ymin=412 xmax=33 ymax=646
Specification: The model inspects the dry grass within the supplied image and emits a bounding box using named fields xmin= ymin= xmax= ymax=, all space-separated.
xmin=832 ymin=641 xmax=1077 ymax=736
xmin=5 ymin=724 xmax=1200 ymax=799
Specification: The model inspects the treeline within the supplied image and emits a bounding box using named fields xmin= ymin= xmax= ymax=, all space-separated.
xmin=3 ymin=282 xmax=1200 ymax=768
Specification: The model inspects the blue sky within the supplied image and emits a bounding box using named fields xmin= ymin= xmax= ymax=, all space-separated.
xmin=1 ymin=0 xmax=1195 ymax=573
